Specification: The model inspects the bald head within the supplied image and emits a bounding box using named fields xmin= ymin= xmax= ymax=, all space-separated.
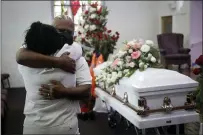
xmin=53 ymin=15 xmax=75 ymax=32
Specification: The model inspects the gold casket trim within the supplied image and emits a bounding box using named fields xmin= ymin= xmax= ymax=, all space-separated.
xmin=99 ymin=86 xmax=196 ymax=117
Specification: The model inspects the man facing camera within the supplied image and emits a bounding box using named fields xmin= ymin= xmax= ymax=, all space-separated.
xmin=17 ymin=16 xmax=91 ymax=134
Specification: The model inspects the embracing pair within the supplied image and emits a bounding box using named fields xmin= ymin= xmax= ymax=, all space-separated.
xmin=16 ymin=15 xmax=91 ymax=134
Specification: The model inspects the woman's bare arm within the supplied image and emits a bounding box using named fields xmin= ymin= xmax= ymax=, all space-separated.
xmin=16 ymin=48 xmax=75 ymax=73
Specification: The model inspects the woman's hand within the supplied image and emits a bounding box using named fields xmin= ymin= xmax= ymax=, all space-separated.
xmin=39 ymin=80 xmax=66 ymax=99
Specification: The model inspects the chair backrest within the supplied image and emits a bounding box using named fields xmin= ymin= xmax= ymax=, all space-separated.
xmin=157 ymin=33 xmax=184 ymax=54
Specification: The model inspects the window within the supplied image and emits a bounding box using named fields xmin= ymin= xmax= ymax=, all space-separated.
xmin=53 ymin=1 xmax=102 ymax=31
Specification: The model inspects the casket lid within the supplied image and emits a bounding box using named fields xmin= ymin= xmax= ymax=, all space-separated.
xmin=119 ymin=68 xmax=198 ymax=93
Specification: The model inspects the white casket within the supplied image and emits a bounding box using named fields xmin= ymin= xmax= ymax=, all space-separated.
xmin=94 ymin=62 xmax=198 ymax=117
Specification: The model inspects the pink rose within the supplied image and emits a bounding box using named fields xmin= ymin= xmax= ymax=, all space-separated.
xmin=112 ymin=58 xmax=119 ymax=68
xmin=131 ymin=51 xmax=141 ymax=59
xmin=133 ymin=43 xmax=142 ymax=49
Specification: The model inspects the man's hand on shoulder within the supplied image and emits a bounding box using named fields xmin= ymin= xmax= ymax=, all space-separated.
xmin=56 ymin=52 xmax=76 ymax=73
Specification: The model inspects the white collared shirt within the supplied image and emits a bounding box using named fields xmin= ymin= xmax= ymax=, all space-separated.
xmin=18 ymin=42 xmax=92 ymax=128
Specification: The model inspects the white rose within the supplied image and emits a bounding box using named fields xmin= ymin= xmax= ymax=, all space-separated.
xmin=125 ymin=56 xmax=131 ymax=62
xmin=89 ymin=25 xmax=96 ymax=31
xmin=111 ymin=76 xmax=117 ymax=83
xmin=151 ymin=57 xmax=156 ymax=63
xmin=139 ymin=62 xmax=144 ymax=68
xmin=141 ymin=44 xmax=150 ymax=52
xmin=145 ymin=40 xmax=154 ymax=45
xmin=80 ymin=20 xmax=85 ymax=25
xmin=112 ymin=72 xmax=117 ymax=76
xmin=127 ymin=41 xmax=134 ymax=46
xmin=148 ymin=53 xmax=152 ymax=58
xmin=125 ymin=63 xmax=130 ymax=67
xmin=78 ymin=27 xmax=84 ymax=33
xmin=129 ymin=62 xmax=135 ymax=68
xmin=107 ymin=74 xmax=111 ymax=78
xmin=128 ymin=49 xmax=133 ymax=53
xmin=118 ymin=71 xmax=122 ymax=77
xmin=89 ymin=7 xmax=96 ymax=12
xmin=90 ymin=14 xmax=97 ymax=19
xmin=123 ymin=69 xmax=129 ymax=74
xmin=118 ymin=51 xmax=126 ymax=57
xmin=84 ymin=25 xmax=89 ymax=30
xmin=144 ymin=64 xmax=148 ymax=69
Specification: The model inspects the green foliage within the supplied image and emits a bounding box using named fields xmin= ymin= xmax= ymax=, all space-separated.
xmin=194 ymin=67 xmax=203 ymax=114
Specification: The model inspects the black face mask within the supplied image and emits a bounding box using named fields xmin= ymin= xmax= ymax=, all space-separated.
xmin=58 ymin=29 xmax=74 ymax=45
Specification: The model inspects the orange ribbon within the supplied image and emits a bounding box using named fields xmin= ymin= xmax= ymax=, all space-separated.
xmin=90 ymin=53 xmax=104 ymax=97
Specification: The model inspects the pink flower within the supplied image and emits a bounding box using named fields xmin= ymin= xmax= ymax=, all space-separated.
xmin=112 ymin=58 xmax=119 ymax=68
xmin=133 ymin=43 xmax=142 ymax=49
xmin=131 ymin=51 xmax=141 ymax=59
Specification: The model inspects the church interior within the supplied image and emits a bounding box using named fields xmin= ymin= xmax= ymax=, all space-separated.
xmin=1 ymin=1 xmax=202 ymax=135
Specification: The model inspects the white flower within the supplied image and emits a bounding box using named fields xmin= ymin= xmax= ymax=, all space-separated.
xmin=125 ymin=63 xmax=130 ymax=67
xmin=151 ymin=57 xmax=156 ymax=63
xmin=84 ymin=25 xmax=89 ymax=30
xmin=141 ymin=44 xmax=150 ymax=52
xmin=107 ymin=74 xmax=111 ymax=78
xmin=111 ymin=75 xmax=117 ymax=83
xmin=117 ymin=60 xmax=123 ymax=66
xmin=90 ymin=14 xmax=97 ymax=19
xmin=89 ymin=7 xmax=96 ymax=12
xmin=144 ymin=64 xmax=148 ymax=69
xmin=78 ymin=27 xmax=84 ymax=33
xmin=125 ymin=56 xmax=131 ymax=62
xmin=129 ymin=62 xmax=135 ymax=68
xmin=118 ymin=71 xmax=123 ymax=77
xmin=100 ymin=16 xmax=105 ymax=21
xmin=145 ymin=40 xmax=154 ymax=45
xmin=123 ymin=69 xmax=129 ymax=74
xmin=127 ymin=41 xmax=135 ymax=46
xmin=80 ymin=20 xmax=85 ymax=25
xmin=89 ymin=25 xmax=96 ymax=31
xmin=128 ymin=49 xmax=133 ymax=53
xmin=139 ymin=62 xmax=144 ymax=68
xmin=118 ymin=51 xmax=126 ymax=57
xmin=148 ymin=53 xmax=152 ymax=58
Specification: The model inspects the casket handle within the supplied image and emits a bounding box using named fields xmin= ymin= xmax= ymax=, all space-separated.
xmin=162 ymin=97 xmax=173 ymax=113
xmin=137 ymin=97 xmax=150 ymax=116
xmin=123 ymin=92 xmax=128 ymax=104
xmin=138 ymin=97 xmax=147 ymax=107
xmin=184 ymin=92 xmax=196 ymax=110
xmin=110 ymin=86 xmax=116 ymax=96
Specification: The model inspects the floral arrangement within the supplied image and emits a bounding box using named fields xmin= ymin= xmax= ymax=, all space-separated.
xmin=83 ymin=49 xmax=93 ymax=66
xmin=193 ymin=55 xmax=203 ymax=117
xmin=75 ymin=2 xmax=120 ymax=61
xmin=95 ymin=39 xmax=161 ymax=88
